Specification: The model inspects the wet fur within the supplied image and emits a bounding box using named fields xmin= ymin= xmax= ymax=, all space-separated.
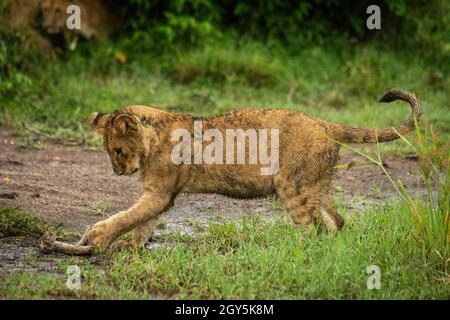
xmin=43 ymin=89 xmax=421 ymax=254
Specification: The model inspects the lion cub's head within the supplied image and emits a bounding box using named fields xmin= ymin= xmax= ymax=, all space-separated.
xmin=40 ymin=0 xmax=70 ymax=34
xmin=88 ymin=111 xmax=151 ymax=176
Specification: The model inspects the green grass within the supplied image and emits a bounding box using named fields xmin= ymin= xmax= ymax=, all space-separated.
xmin=0 ymin=206 xmax=44 ymax=237
xmin=1 ymin=40 xmax=449 ymax=154
xmin=0 ymin=201 xmax=448 ymax=299
xmin=85 ymin=201 xmax=109 ymax=216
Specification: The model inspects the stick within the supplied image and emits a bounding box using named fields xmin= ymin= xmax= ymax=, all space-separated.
xmin=39 ymin=232 xmax=93 ymax=255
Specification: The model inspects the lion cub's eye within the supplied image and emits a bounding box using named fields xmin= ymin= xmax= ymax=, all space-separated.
xmin=114 ymin=148 xmax=123 ymax=157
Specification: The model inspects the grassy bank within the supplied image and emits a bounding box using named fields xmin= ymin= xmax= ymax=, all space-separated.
xmin=0 ymin=200 xmax=448 ymax=299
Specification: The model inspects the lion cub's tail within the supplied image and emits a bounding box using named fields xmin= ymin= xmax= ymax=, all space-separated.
xmin=331 ymin=89 xmax=422 ymax=143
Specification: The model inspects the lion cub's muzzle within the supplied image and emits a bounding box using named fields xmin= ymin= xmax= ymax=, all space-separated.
xmin=114 ymin=167 xmax=139 ymax=176
xmin=114 ymin=168 xmax=125 ymax=175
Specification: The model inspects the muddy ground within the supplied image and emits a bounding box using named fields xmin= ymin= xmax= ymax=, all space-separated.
xmin=0 ymin=128 xmax=423 ymax=275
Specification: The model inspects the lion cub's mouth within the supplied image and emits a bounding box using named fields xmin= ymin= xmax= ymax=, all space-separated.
xmin=115 ymin=167 xmax=138 ymax=176
xmin=120 ymin=168 xmax=139 ymax=176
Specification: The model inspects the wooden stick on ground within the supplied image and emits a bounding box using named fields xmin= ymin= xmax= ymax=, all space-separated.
xmin=39 ymin=232 xmax=93 ymax=255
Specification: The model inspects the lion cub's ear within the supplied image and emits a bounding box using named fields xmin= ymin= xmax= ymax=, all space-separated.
xmin=88 ymin=112 xmax=110 ymax=134
xmin=113 ymin=114 xmax=141 ymax=136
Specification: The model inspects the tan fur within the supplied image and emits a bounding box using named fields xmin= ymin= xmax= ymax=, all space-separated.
xmin=40 ymin=0 xmax=118 ymax=50
xmin=46 ymin=90 xmax=421 ymax=254
xmin=1 ymin=0 xmax=53 ymax=52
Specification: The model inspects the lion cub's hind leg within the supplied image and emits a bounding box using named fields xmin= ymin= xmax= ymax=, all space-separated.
xmin=277 ymin=178 xmax=344 ymax=232
xmin=275 ymin=151 xmax=344 ymax=232
xmin=320 ymin=195 xmax=345 ymax=231
xmin=276 ymin=176 xmax=323 ymax=231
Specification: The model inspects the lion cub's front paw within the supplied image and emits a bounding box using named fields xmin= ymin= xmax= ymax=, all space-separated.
xmin=78 ymin=221 xmax=114 ymax=250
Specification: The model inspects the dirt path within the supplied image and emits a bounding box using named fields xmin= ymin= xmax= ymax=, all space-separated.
xmin=0 ymin=128 xmax=423 ymax=274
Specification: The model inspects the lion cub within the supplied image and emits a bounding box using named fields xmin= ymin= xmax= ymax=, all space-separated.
xmin=67 ymin=90 xmax=421 ymax=252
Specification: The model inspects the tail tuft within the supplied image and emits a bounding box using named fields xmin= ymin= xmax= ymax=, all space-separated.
xmin=379 ymin=89 xmax=405 ymax=103
xmin=379 ymin=89 xmax=422 ymax=125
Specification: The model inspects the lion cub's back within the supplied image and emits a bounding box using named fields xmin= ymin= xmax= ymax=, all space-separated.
xmin=205 ymin=108 xmax=301 ymax=130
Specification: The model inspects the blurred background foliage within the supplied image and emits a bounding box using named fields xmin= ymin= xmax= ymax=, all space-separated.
xmin=119 ymin=0 xmax=449 ymax=55
xmin=0 ymin=0 xmax=448 ymax=152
